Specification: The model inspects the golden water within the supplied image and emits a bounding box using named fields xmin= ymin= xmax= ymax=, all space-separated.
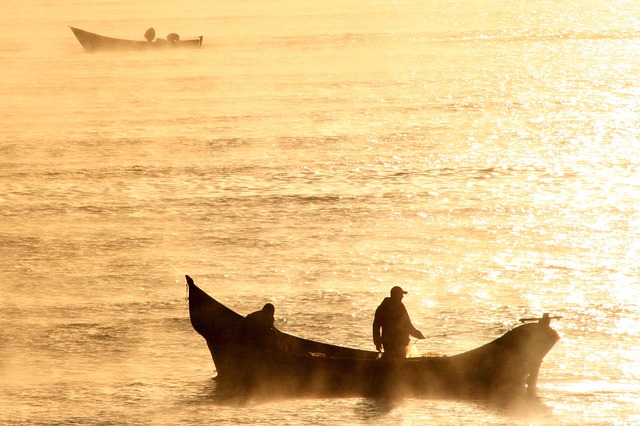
xmin=1 ymin=0 xmax=639 ymax=424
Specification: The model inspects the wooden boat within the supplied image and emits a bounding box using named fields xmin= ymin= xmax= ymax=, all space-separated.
xmin=69 ymin=27 xmax=202 ymax=52
xmin=186 ymin=275 xmax=559 ymax=402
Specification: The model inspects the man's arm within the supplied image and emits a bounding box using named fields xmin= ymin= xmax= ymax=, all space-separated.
xmin=403 ymin=306 xmax=425 ymax=339
xmin=372 ymin=309 xmax=382 ymax=351
xmin=410 ymin=327 xmax=425 ymax=340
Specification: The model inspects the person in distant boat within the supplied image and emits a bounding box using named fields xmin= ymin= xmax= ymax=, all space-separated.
xmin=372 ymin=286 xmax=425 ymax=358
xmin=144 ymin=27 xmax=155 ymax=43
xmin=240 ymin=303 xmax=279 ymax=353
xmin=166 ymin=33 xmax=180 ymax=44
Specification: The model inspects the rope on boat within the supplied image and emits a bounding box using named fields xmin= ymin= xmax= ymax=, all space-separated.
xmin=414 ymin=314 xmax=562 ymax=344
xmin=418 ymin=323 xmax=517 ymax=341
xmin=519 ymin=315 xmax=562 ymax=323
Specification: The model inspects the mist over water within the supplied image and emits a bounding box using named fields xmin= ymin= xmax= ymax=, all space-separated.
xmin=2 ymin=0 xmax=640 ymax=424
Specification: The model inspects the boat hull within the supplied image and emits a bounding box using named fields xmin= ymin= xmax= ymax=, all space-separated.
xmin=186 ymin=276 xmax=559 ymax=401
xmin=69 ymin=27 xmax=202 ymax=52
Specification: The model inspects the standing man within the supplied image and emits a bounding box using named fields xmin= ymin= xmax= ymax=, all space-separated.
xmin=372 ymin=286 xmax=425 ymax=358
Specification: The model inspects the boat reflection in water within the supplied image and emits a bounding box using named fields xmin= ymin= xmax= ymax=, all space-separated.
xmin=186 ymin=275 xmax=559 ymax=404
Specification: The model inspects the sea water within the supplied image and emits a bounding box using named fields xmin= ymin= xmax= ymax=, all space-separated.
xmin=1 ymin=0 xmax=639 ymax=424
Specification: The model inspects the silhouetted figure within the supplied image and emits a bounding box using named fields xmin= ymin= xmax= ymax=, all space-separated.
xmin=166 ymin=33 xmax=180 ymax=44
xmin=240 ymin=303 xmax=278 ymax=353
xmin=373 ymin=286 xmax=425 ymax=358
xmin=144 ymin=27 xmax=155 ymax=43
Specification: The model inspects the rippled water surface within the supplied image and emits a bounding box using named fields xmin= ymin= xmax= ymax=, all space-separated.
xmin=1 ymin=0 xmax=639 ymax=424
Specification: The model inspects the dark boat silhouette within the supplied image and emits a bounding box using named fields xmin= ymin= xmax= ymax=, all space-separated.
xmin=69 ymin=27 xmax=202 ymax=52
xmin=186 ymin=275 xmax=559 ymax=402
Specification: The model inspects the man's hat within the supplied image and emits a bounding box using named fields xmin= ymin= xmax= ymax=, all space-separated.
xmin=390 ymin=286 xmax=408 ymax=297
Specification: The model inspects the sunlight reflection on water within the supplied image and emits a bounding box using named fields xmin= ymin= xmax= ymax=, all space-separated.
xmin=2 ymin=0 xmax=640 ymax=424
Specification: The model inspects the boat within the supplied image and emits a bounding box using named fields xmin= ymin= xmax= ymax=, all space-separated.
xmin=186 ymin=275 xmax=560 ymax=402
xmin=69 ymin=27 xmax=202 ymax=52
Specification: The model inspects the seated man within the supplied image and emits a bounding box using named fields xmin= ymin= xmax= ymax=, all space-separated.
xmin=240 ymin=303 xmax=278 ymax=353
xmin=144 ymin=27 xmax=155 ymax=42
